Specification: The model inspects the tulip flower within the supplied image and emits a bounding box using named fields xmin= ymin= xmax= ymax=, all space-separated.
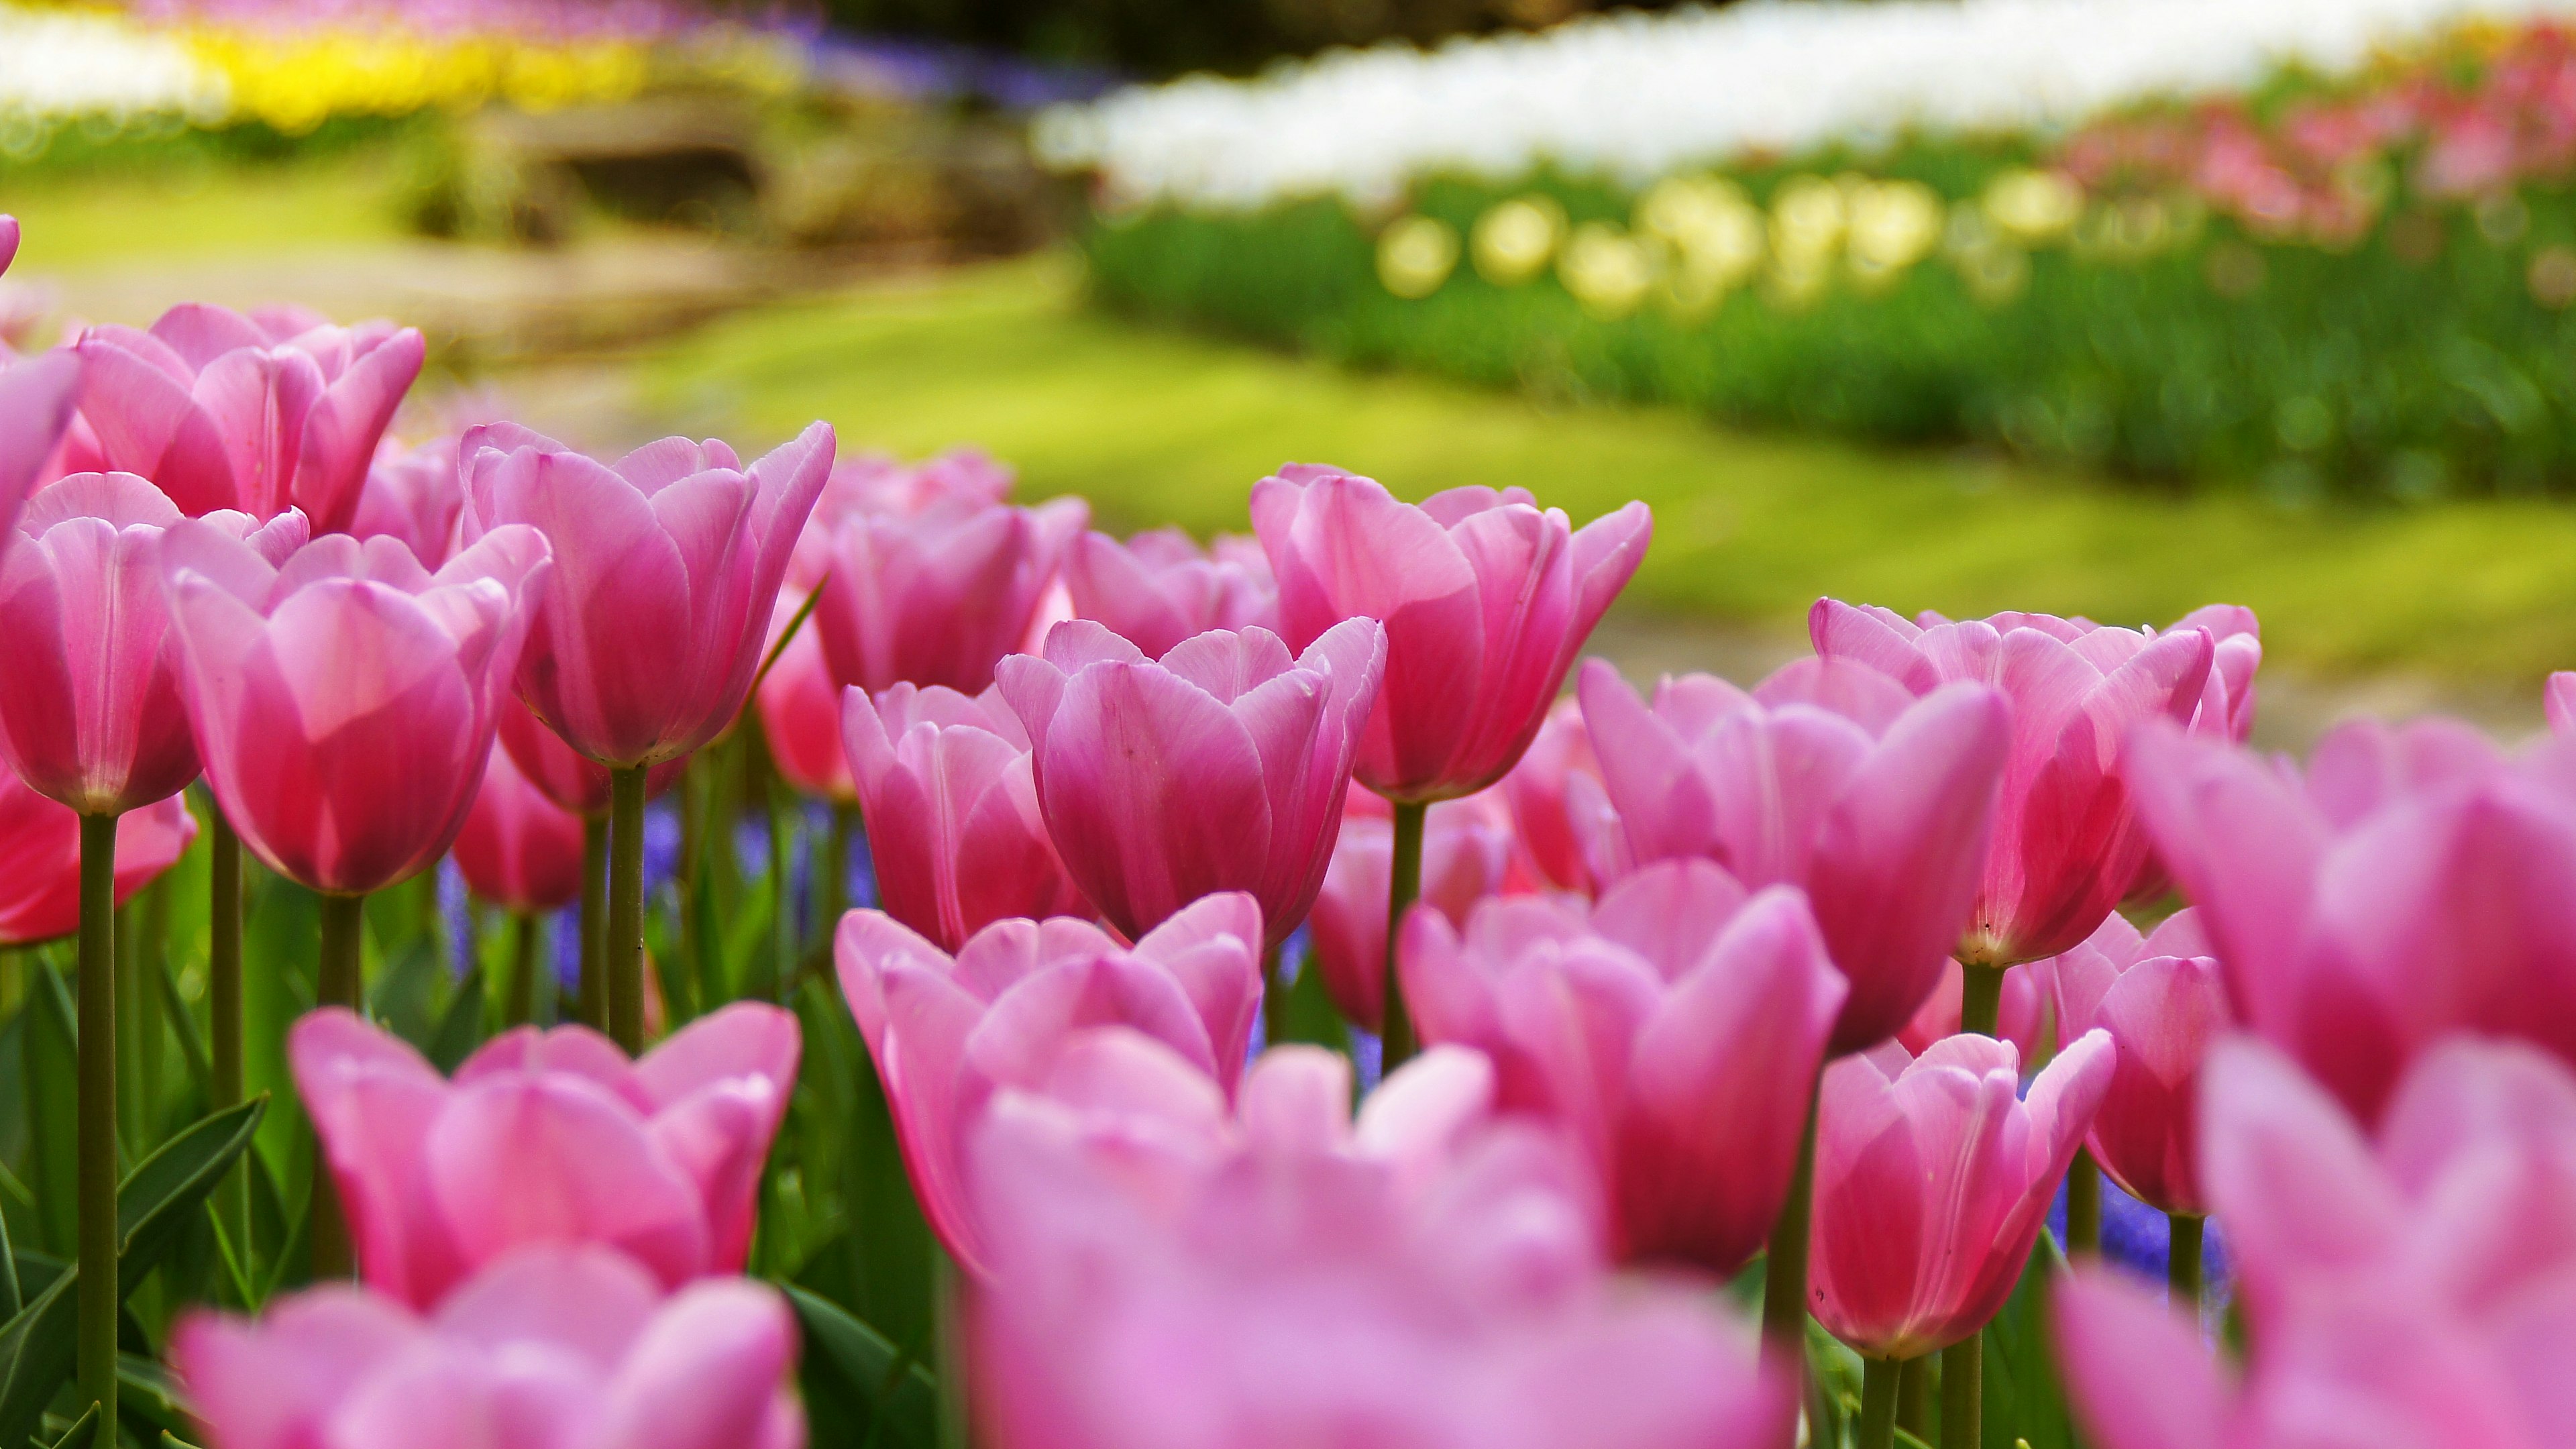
xmin=1498 ymin=700 xmax=1627 ymax=896
xmin=1578 ymin=657 xmax=2011 ymax=1055
xmin=1896 ymin=959 xmax=2044 ymax=1059
xmin=2123 ymin=606 xmax=2261 ymax=902
xmin=2 ymin=345 xmax=79 ymax=551
xmin=451 ymin=742 xmax=588 ymax=1025
xmin=2548 ymin=669 xmax=2576 ymax=736
xmin=1308 ymin=785 xmax=1517 ymax=1034
xmin=290 ymin=1003 xmax=801 ymax=1308
xmin=73 ymin=303 xmax=424 ymax=531
xmin=350 ymin=434 xmax=463 ymax=567
xmin=1809 ymin=600 xmax=2216 ymax=981
xmin=0 ymin=215 xmax=15 ymax=274
xmin=0 ymin=771 xmax=194 ymax=945
xmin=2045 ymin=909 xmax=2227 ymax=1219
xmin=997 ymin=619 xmax=1385 ymax=951
xmin=838 ymin=680 xmax=1084 ymax=951
xmin=757 ymin=589 xmax=853 ymax=804
xmin=172 ymin=1246 xmax=806 ymax=1449
xmin=834 ymin=892 xmax=1265 ymax=1275
xmin=808 ymin=494 xmax=1088 ymax=696
xmin=806 ymin=447 xmax=1014 ymax=539
xmin=1061 ymin=526 xmax=1278 ymax=659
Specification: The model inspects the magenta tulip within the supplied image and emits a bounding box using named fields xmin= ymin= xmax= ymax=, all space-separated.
xmin=1061 ymin=526 xmax=1278 ymax=659
xmin=451 ymin=742 xmax=588 ymax=915
xmin=1808 ymin=1030 xmax=2112 ymax=1358
xmin=1401 ymin=865 xmax=1848 ymax=1273
xmin=162 ymin=524 xmax=549 ymax=896
xmin=2044 ymin=908 xmax=2228 ymax=1214
xmin=73 ymin=304 xmax=423 ymax=531
xmin=838 ymin=680 xmax=1083 ymax=951
xmin=172 ymin=1246 xmax=805 ymax=1449
xmin=0 ymin=773 xmax=195 ymax=945
xmin=291 ymin=1003 xmax=800 ymax=1308
xmin=0 ymin=215 xmax=15 ymax=275
xmin=755 ymin=588 xmax=853 ymax=803
xmin=808 ymin=494 xmax=1087 ymax=696
xmin=1252 ymin=465 xmax=1650 ymax=802
xmin=350 ymin=434 xmax=463 ymax=567
xmin=0 ymin=347 xmax=80 ymax=548
xmin=1499 ymin=700 xmax=1627 ymax=896
xmin=834 ymin=893 xmax=1265 ymax=1274
xmin=997 ymin=619 xmax=1385 ymax=949
xmin=1811 ymin=600 xmax=2217 ymax=967
xmin=1578 ymin=656 xmax=2010 ymax=1054
xmin=1309 ymin=785 xmax=1517 ymax=1034
xmin=460 ymin=421 xmax=833 ymax=769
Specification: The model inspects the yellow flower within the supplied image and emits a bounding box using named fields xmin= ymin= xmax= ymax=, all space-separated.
xmin=1378 ymin=215 xmax=1461 ymax=299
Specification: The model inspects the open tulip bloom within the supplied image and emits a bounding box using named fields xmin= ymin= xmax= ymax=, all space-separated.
xmin=2046 ymin=908 xmax=2231 ymax=1225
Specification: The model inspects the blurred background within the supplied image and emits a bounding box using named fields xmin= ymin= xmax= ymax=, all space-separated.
xmin=6 ymin=0 xmax=2575 ymax=743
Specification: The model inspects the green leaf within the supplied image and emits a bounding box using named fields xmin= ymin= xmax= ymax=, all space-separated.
xmin=153 ymin=953 xmax=212 ymax=1107
xmin=426 ymin=967 xmax=488 ymax=1075
xmin=1266 ymin=952 xmax=1350 ymax=1055
xmin=242 ymin=879 xmax=319 ymax=1178
xmin=21 ymin=967 xmax=79 ymax=1260
xmin=785 ymin=1284 xmax=938 ymax=1449
xmin=117 ymin=1353 xmax=189 ymax=1443
xmin=117 ymin=1098 xmax=268 ymax=1281
xmin=46 ymin=1399 xmax=97 ymax=1449
xmin=1982 ymin=1230 xmax=2082 ymax=1449
xmin=0 ymin=1263 xmax=76 ymax=1448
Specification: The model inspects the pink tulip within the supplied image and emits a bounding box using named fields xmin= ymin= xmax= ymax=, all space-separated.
xmin=833 ymin=893 xmax=1265 ymax=1275
xmin=460 ymin=421 xmax=833 ymax=769
xmin=495 ymin=694 xmax=684 ymax=819
xmin=755 ymin=589 xmax=852 ymax=803
xmin=350 ymin=434 xmax=464 ymax=567
xmin=806 ymin=447 xmax=1013 ymax=537
xmin=451 ymin=741 xmax=588 ymax=914
xmin=1498 ymin=700 xmax=1627 ymax=896
xmin=0 ymin=474 xmax=301 ymax=816
xmin=838 ymin=680 xmax=1083 ymax=951
xmin=1896 ymin=959 xmax=2045 ymax=1059
xmin=997 ymin=619 xmax=1386 ymax=949
xmin=0 ymin=215 xmax=15 ymax=275
xmin=172 ymin=1246 xmax=805 ymax=1449
xmin=808 ymin=494 xmax=1087 ymax=696
xmin=0 ymin=771 xmax=195 ymax=945
xmin=2549 ymin=670 xmax=2576 ymax=736
xmin=74 ymin=303 xmax=424 ymax=531
xmin=2125 ymin=716 xmax=2576 ymax=1121
xmin=1309 ymin=785 xmax=1518 ymax=1034
xmin=2123 ymin=606 xmax=2261 ymax=902
xmin=971 ymin=1059 xmax=1792 ymax=1449
xmin=1252 ymin=466 xmax=1651 ymax=802
xmin=290 ymin=1003 xmax=800 ymax=1308
xmin=1811 ymin=599 xmax=2216 ymax=967
xmin=162 ymin=524 xmax=549 ymax=896
xmin=0 ymin=347 xmax=80 ymax=547
xmin=2044 ymin=908 xmax=2228 ymax=1214
xmin=1061 ymin=526 xmax=1279 ymax=659
xmin=1578 ymin=657 xmax=2011 ymax=1054
xmin=1808 ymin=1029 xmax=2113 ymax=1358
xmin=1401 ymin=865 xmax=1848 ymax=1273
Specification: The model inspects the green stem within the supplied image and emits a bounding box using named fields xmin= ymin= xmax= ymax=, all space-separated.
xmin=209 ymin=804 xmax=248 ymax=1269
xmin=766 ymin=758 xmax=790 ymax=1004
xmin=1760 ymin=1070 xmax=1822 ymax=1371
xmin=578 ymin=815 xmax=608 ymax=1031
xmin=2067 ymin=1147 xmax=2101 ymax=1258
xmin=934 ymin=1250 xmax=969 ymax=1449
xmin=608 ymin=767 xmax=647 ymax=1054
xmin=312 ymin=892 xmax=366 ymax=1279
xmin=1898 ymin=1356 xmax=1929 ymax=1440
xmin=1859 ymin=1356 xmax=1900 ymax=1449
xmin=1940 ymin=1331 xmax=1980 ymax=1449
xmin=115 ymin=900 xmax=142 ymax=1153
xmin=138 ymin=876 xmax=166 ymax=1142
xmin=1260 ymin=940 xmax=1289 ymax=1053
xmin=1960 ymin=963 xmax=2006 ymax=1039
xmin=2169 ymin=1212 xmax=2204 ymax=1313
xmin=508 ymin=912 xmax=541 ymax=1027
xmin=75 ymin=813 xmax=117 ymax=1449
xmin=1379 ymin=799 xmax=1427 ymax=1069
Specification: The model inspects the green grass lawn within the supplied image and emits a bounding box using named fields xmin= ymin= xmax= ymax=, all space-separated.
xmin=646 ymin=254 xmax=2576 ymax=685
xmin=3 ymin=152 xmax=409 ymax=271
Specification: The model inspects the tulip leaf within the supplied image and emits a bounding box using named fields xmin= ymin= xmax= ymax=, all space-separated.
xmin=117 ymin=1353 xmax=189 ymax=1444
xmin=46 ymin=1399 xmax=97 ymax=1449
xmin=1980 ymin=1230 xmax=2081 ymax=1449
xmin=22 ymin=965 xmax=80 ymax=1260
xmin=426 ymin=967 xmax=487 ymax=1075
xmin=785 ymin=1283 xmax=939 ymax=1449
xmin=242 ymin=879 xmax=319 ymax=1178
xmin=0 ymin=1260 xmax=78 ymax=1449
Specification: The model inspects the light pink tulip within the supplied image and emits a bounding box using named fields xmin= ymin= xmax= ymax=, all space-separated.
xmin=1401 ymin=866 xmax=1849 ymax=1273
xmin=1252 ymin=466 xmax=1650 ymax=803
xmin=350 ymin=434 xmax=464 ymax=567
xmin=1809 ymin=1030 xmax=2113 ymax=1358
xmin=755 ymin=588 xmax=852 ymax=803
xmin=808 ymin=494 xmax=1087 ymax=696
xmin=805 ymin=447 xmax=1013 ymax=539
xmin=74 ymin=303 xmax=424 ymax=531
xmin=1896 ymin=959 xmax=2045 ymax=1059
xmin=460 ymin=421 xmax=833 ymax=769
xmin=2548 ymin=670 xmax=2576 ymax=737
xmin=2044 ymin=908 xmax=2228 ymax=1214
xmin=451 ymin=741 xmax=588 ymax=914
xmin=0 ymin=474 xmax=303 ymax=815
xmin=997 ymin=619 xmax=1386 ymax=949
xmin=0 ymin=347 xmax=80 ymax=547
xmin=1579 ymin=657 xmax=2011 ymax=1053
xmin=172 ymin=1246 xmax=805 ymax=1449
xmin=971 ymin=1060 xmax=1792 ymax=1449
xmin=290 ymin=1003 xmax=800 ymax=1308
xmin=495 ymin=694 xmax=683 ymax=819
xmin=833 ymin=894 xmax=1265 ymax=1275
xmin=1811 ymin=599 xmax=2217 ymax=967
xmin=2124 ymin=606 xmax=2262 ymax=902
xmin=162 ymin=524 xmax=549 ymax=896
xmin=0 ymin=771 xmax=195 ymax=945
xmin=2125 ymin=716 xmax=2576 ymax=1121
xmin=838 ymin=680 xmax=1083 ymax=951
xmin=1062 ymin=527 xmax=1278 ymax=659
xmin=1499 ymin=700 xmax=1627 ymax=896
xmin=1309 ymin=785 xmax=1518 ymax=1034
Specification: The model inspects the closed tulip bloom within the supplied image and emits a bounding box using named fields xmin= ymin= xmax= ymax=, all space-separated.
xmin=1809 ymin=1030 xmax=2113 ymax=1358
xmin=1579 ymin=657 xmax=2011 ymax=1053
xmin=839 ymin=680 xmax=1083 ymax=951
xmin=2124 ymin=606 xmax=2262 ymax=902
xmin=0 ymin=215 xmax=15 ymax=274
xmin=808 ymin=447 xmax=1014 ymax=536
xmin=1062 ymin=527 xmax=1279 ymax=659
xmin=2045 ymin=908 xmax=2228 ymax=1215
xmin=756 ymin=589 xmax=853 ymax=803
xmin=1499 ymin=700 xmax=1627 ymax=896
xmin=162 ymin=524 xmax=550 ymax=896
xmin=350 ymin=434 xmax=464 ymax=568
xmin=0 ymin=474 xmax=303 ymax=815
xmin=495 ymin=694 xmax=684 ymax=818
xmin=1309 ymin=786 xmax=1517 ymax=1034
xmin=834 ymin=893 xmax=1265 ymax=1275
xmin=290 ymin=1003 xmax=801 ymax=1308
xmin=1811 ymin=600 xmax=2216 ymax=967
xmin=1252 ymin=465 xmax=1650 ymax=802
xmin=1401 ymin=867 xmax=1849 ymax=1274
xmin=3 ymin=345 xmax=80 ymax=547
xmin=451 ymin=742 xmax=588 ymax=914
xmin=172 ymin=1246 xmax=805 ymax=1449
xmin=998 ymin=619 xmax=1386 ymax=949
xmin=809 ymin=494 xmax=1088 ymax=696
xmin=460 ymin=421 xmax=834 ymax=769
xmin=0 ymin=773 xmax=195 ymax=945
xmin=74 ymin=303 xmax=423 ymax=531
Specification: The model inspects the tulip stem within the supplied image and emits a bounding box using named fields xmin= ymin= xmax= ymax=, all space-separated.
xmin=2169 ymin=1212 xmax=2203 ymax=1313
xmin=1379 ymin=799 xmax=1428 ymax=1070
xmin=1939 ymin=1332 xmax=1980 ymax=1449
xmin=1897 ymin=1356 xmax=1929 ymax=1439
xmin=578 ymin=815 xmax=608 ymax=1031
xmin=508 ymin=912 xmax=541 ymax=1027
xmin=2067 ymin=1147 xmax=2101 ymax=1257
xmin=1960 ymin=963 xmax=2006 ymax=1038
xmin=76 ymin=812 xmax=118 ymax=1449
xmin=1760 ymin=1070 xmax=1822 ymax=1371
xmin=1260 ymin=941 xmax=1288 ymax=1053
xmin=210 ymin=802 xmax=248 ymax=1269
xmin=608 ymin=767 xmax=647 ymax=1054
xmin=312 ymin=892 xmax=366 ymax=1279
xmin=1859 ymin=1356 xmax=1900 ymax=1449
